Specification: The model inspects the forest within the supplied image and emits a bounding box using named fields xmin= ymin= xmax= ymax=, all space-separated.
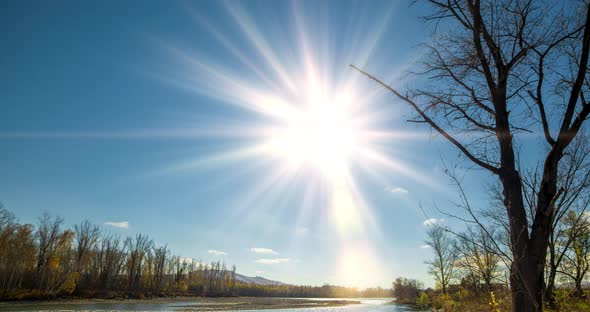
xmin=0 ymin=206 xmax=390 ymax=300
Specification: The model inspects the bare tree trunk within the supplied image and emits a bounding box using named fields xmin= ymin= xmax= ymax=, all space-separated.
xmin=574 ymin=278 xmax=586 ymax=298
xmin=545 ymin=263 xmax=557 ymax=307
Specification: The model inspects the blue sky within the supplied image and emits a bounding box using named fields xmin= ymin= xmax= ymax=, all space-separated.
xmin=0 ymin=0 xmax=504 ymax=288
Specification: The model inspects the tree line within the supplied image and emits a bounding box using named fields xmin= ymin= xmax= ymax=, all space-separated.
xmin=0 ymin=206 xmax=240 ymax=299
xmin=0 ymin=206 xmax=392 ymax=300
xmin=234 ymin=284 xmax=390 ymax=298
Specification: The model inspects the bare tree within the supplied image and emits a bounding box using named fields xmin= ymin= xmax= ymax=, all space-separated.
xmin=559 ymin=210 xmax=590 ymax=297
xmin=0 ymin=206 xmax=248 ymax=298
xmin=152 ymin=245 xmax=168 ymax=293
xmin=540 ymin=135 xmax=590 ymax=306
xmin=353 ymin=1 xmax=590 ymax=310
xmin=124 ymin=234 xmax=153 ymax=291
xmin=426 ymin=226 xmax=456 ymax=294
xmin=97 ymin=233 xmax=124 ymax=290
xmin=230 ymin=265 xmax=236 ymax=296
xmin=36 ymin=213 xmax=64 ymax=291
xmin=0 ymin=206 xmax=35 ymax=293
xmin=74 ymin=220 xmax=100 ymax=289
xmin=392 ymin=277 xmax=422 ymax=303
xmin=455 ymin=227 xmax=502 ymax=292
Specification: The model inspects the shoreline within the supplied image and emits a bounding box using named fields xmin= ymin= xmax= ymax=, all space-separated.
xmin=0 ymin=297 xmax=364 ymax=311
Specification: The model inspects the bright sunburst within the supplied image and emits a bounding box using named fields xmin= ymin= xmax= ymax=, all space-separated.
xmin=157 ymin=1 xmax=428 ymax=288
xmin=263 ymin=87 xmax=362 ymax=177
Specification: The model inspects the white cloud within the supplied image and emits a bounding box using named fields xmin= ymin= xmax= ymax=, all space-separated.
xmin=295 ymin=227 xmax=309 ymax=236
xmin=390 ymin=187 xmax=409 ymax=195
xmin=255 ymin=270 xmax=266 ymax=275
xmin=250 ymin=248 xmax=279 ymax=255
xmin=104 ymin=221 xmax=129 ymax=229
xmin=179 ymin=258 xmax=205 ymax=266
xmin=423 ymin=218 xmax=443 ymax=226
xmin=208 ymin=249 xmax=228 ymax=256
xmin=255 ymin=258 xmax=290 ymax=264
xmin=420 ymin=244 xmax=431 ymax=249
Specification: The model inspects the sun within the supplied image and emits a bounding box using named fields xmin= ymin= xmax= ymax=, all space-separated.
xmin=158 ymin=0 xmax=425 ymax=289
xmin=264 ymin=88 xmax=360 ymax=177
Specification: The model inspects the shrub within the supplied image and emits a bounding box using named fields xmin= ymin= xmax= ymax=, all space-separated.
xmin=432 ymin=293 xmax=456 ymax=311
xmin=416 ymin=292 xmax=431 ymax=308
xmin=489 ymin=291 xmax=501 ymax=312
xmin=392 ymin=277 xmax=422 ymax=304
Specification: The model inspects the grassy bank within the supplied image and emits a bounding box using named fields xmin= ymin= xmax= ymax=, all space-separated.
xmin=396 ymin=288 xmax=590 ymax=312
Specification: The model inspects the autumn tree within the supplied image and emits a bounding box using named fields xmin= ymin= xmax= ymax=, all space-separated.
xmin=0 ymin=206 xmax=248 ymax=298
xmin=0 ymin=206 xmax=35 ymax=293
xmin=36 ymin=213 xmax=66 ymax=292
xmin=559 ymin=210 xmax=590 ymax=297
xmin=455 ymin=227 xmax=502 ymax=292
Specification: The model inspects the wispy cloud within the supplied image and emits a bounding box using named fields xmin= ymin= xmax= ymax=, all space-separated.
xmin=423 ymin=218 xmax=443 ymax=226
xmin=295 ymin=227 xmax=309 ymax=236
xmin=208 ymin=249 xmax=228 ymax=256
xmin=390 ymin=187 xmax=409 ymax=195
xmin=250 ymin=247 xmax=279 ymax=255
xmin=255 ymin=258 xmax=290 ymax=264
xmin=104 ymin=221 xmax=129 ymax=229
xmin=420 ymin=244 xmax=431 ymax=249
xmin=179 ymin=257 xmax=204 ymax=265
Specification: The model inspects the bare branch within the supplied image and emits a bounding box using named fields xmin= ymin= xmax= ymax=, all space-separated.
xmin=351 ymin=64 xmax=500 ymax=174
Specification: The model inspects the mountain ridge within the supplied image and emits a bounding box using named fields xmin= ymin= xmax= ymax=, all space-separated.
xmin=234 ymin=273 xmax=287 ymax=286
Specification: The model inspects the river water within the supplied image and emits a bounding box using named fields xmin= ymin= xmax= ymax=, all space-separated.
xmin=0 ymin=298 xmax=427 ymax=312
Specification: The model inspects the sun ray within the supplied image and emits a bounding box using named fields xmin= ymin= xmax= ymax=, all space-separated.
xmin=223 ymin=1 xmax=297 ymax=93
xmin=151 ymin=2 xmax=440 ymax=288
xmin=185 ymin=7 xmax=284 ymax=93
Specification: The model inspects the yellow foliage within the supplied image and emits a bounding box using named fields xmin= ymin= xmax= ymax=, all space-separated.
xmin=432 ymin=293 xmax=457 ymax=311
xmin=416 ymin=292 xmax=431 ymax=307
xmin=455 ymin=287 xmax=471 ymax=301
xmin=59 ymin=272 xmax=79 ymax=295
xmin=49 ymin=256 xmax=60 ymax=271
xmin=489 ymin=291 xmax=501 ymax=312
xmin=176 ymin=280 xmax=188 ymax=291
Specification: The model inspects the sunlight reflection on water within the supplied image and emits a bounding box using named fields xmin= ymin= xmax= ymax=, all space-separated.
xmin=0 ymin=298 xmax=427 ymax=312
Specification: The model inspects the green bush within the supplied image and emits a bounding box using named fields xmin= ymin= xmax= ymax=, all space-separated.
xmin=416 ymin=292 xmax=431 ymax=308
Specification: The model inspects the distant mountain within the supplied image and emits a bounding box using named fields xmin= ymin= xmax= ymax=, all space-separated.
xmin=235 ymin=273 xmax=287 ymax=286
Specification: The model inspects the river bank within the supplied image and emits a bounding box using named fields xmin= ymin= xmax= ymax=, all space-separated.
xmin=0 ymin=297 xmax=364 ymax=311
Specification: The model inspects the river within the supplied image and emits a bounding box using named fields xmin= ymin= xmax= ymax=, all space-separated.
xmin=0 ymin=298 xmax=427 ymax=312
